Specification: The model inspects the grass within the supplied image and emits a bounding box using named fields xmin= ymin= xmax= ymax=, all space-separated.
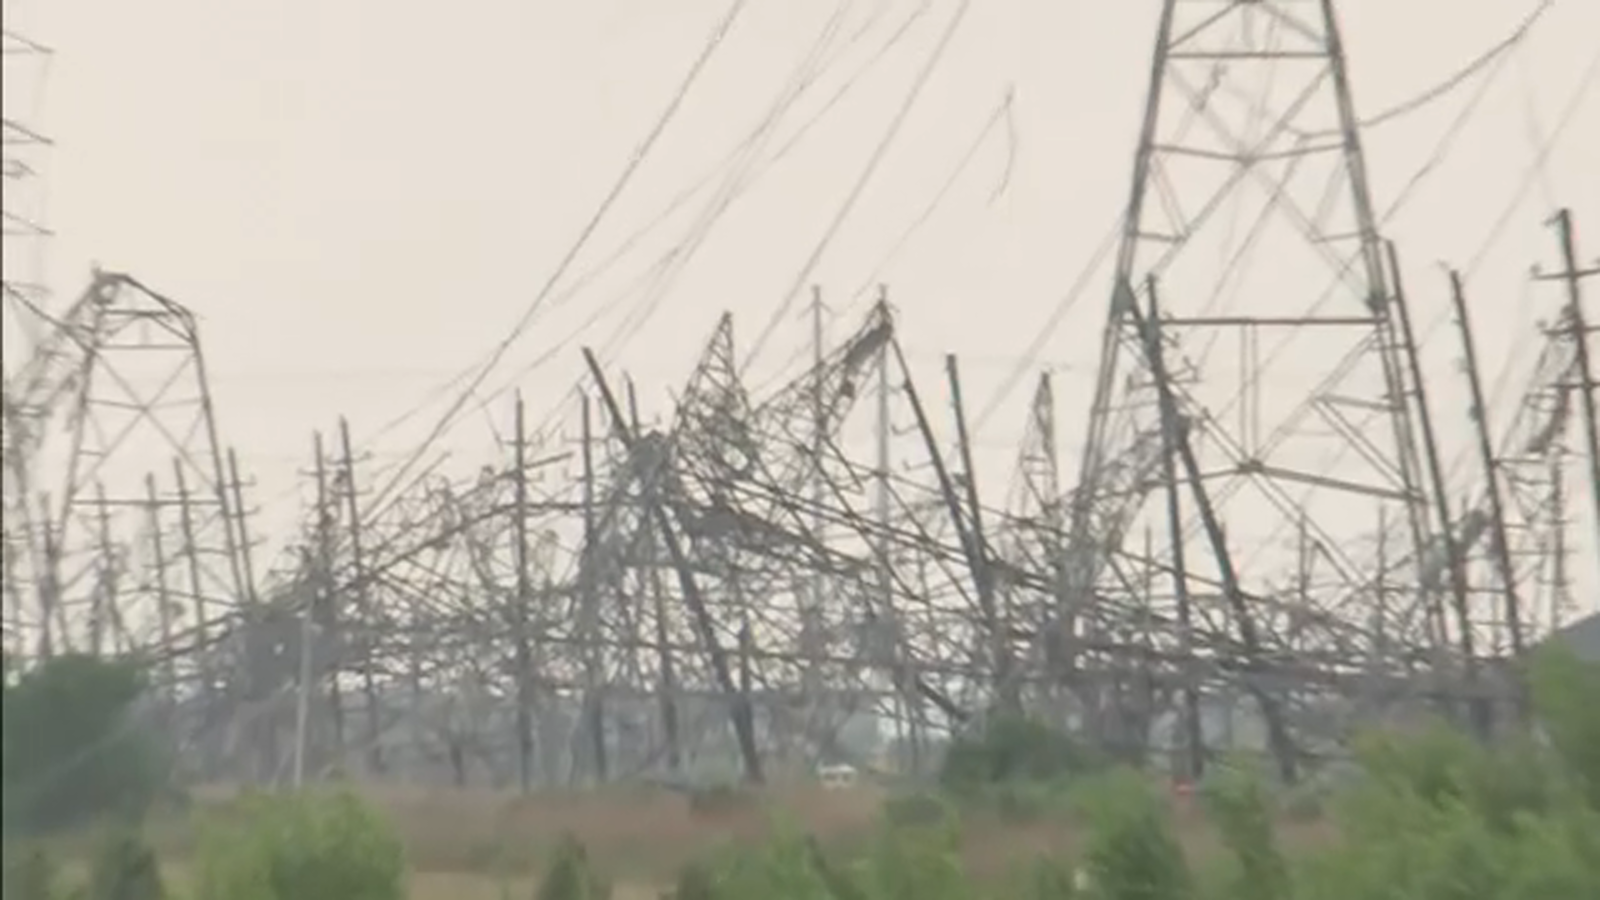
xmin=49 ymin=780 xmax=1340 ymax=898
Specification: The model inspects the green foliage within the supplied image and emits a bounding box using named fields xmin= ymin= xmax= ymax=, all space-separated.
xmin=1527 ymin=645 xmax=1600 ymax=811
xmin=84 ymin=829 xmax=165 ymax=900
xmin=1199 ymin=763 xmax=1288 ymax=900
xmin=852 ymin=817 xmax=969 ymax=900
xmin=1 ymin=654 xmax=169 ymax=836
xmin=193 ymin=790 xmax=405 ymax=900
xmin=1290 ymin=647 xmax=1600 ymax=900
xmin=3 ymin=844 xmax=64 ymax=900
xmin=704 ymin=824 xmax=842 ymax=900
xmin=879 ymin=790 xmax=948 ymax=829
xmin=636 ymin=653 xmax=1600 ymax=899
xmin=535 ymin=833 xmax=611 ymax=900
xmin=1002 ymin=857 xmax=1081 ymax=900
xmin=664 ymin=859 xmax=718 ymax=900
xmin=687 ymin=784 xmax=758 ymax=818
xmin=19 ymin=648 xmax=1594 ymax=900
xmin=939 ymin=715 xmax=1103 ymax=797
xmin=1075 ymin=768 xmax=1192 ymax=900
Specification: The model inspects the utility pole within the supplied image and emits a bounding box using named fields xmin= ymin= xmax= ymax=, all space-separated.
xmin=1448 ymin=271 xmax=1524 ymax=663
xmin=37 ymin=492 xmax=58 ymax=659
xmin=145 ymin=474 xmax=176 ymax=690
xmin=311 ymin=431 xmax=344 ymax=762
xmin=173 ymin=464 xmax=209 ymax=661
xmin=292 ymin=545 xmax=316 ymax=790
xmin=872 ymin=290 xmax=908 ymax=767
xmin=583 ymin=348 xmax=763 ymax=785
xmin=627 ymin=386 xmax=681 ymax=774
xmin=227 ymin=447 xmax=275 ymax=781
xmin=227 ymin=449 xmax=260 ymax=607
xmin=510 ymin=394 xmax=536 ymax=793
xmin=1538 ymin=209 xmax=1600 ymax=585
xmin=338 ymin=418 xmax=383 ymax=775
xmin=1154 ymin=295 xmax=1204 ymax=782
xmin=1373 ymin=506 xmax=1390 ymax=707
xmin=580 ymin=394 xmax=608 ymax=784
xmin=806 ymin=286 xmax=827 ymax=711
xmin=1549 ymin=454 xmax=1569 ymax=630
xmin=1389 ymin=245 xmax=1487 ymax=739
xmin=1136 ymin=280 xmax=1296 ymax=783
xmin=91 ymin=483 xmax=114 ymax=656
xmin=946 ymin=355 xmax=1014 ymax=712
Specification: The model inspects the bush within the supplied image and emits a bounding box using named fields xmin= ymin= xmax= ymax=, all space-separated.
xmin=84 ymin=828 xmax=165 ymax=900
xmin=3 ymin=844 xmax=63 ymax=900
xmin=939 ymin=715 xmax=1103 ymax=796
xmin=1527 ymin=646 xmax=1600 ymax=810
xmin=880 ymin=790 xmax=948 ymax=829
xmin=1076 ymin=768 xmax=1192 ymax=900
xmin=193 ymin=790 xmax=405 ymax=900
xmin=664 ymin=859 xmax=717 ymax=900
xmin=687 ymin=784 xmax=757 ymax=818
xmin=535 ymin=833 xmax=610 ymax=900
xmin=1 ymin=654 xmax=169 ymax=835
xmin=1199 ymin=763 xmax=1287 ymax=900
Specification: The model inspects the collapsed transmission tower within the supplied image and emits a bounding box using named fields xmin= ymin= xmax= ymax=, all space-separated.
xmin=2 ymin=1 xmax=54 ymax=660
xmin=2 ymin=272 xmax=247 ymax=669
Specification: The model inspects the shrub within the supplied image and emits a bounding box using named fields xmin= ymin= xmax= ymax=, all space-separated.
xmin=84 ymin=828 xmax=165 ymax=900
xmin=1 ymin=654 xmax=170 ymax=836
xmin=940 ymin=715 xmax=1102 ymax=796
xmin=687 ymin=784 xmax=757 ymax=818
xmin=854 ymin=815 xmax=969 ymax=900
xmin=535 ymin=833 xmax=610 ymax=900
xmin=880 ymin=790 xmax=948 ymax=829
xmin=3 ymin=844 xmax=63 ymax=900
xmin=1003 ymin=856 xmax=1082 ymax=900
xmin=1199 ymin=762 xmax=1288 ymax=900
xmin=663 ymin=859 xmax=718 ymax=900
xmin=1076 ymin=768 xmax=1193 ymax=900
xmin=193 ymin=790 xmax=404 ymax=900
xmin=1527 ymin=647 xmax=1600 ymax=811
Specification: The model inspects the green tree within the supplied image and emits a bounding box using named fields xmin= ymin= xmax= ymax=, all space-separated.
xmin=85 ymin=828 xmax=166 ymax=900
xmin=1 ymin=653 xmax=169 ymax=835
xmin=939 ymin=714 xmax=1103 ymax=795
xmin=1077 ymin=768 xmax=1193 ymax=900
xmin=1527 ymin=646 xmax=1600 ymax=811
xmin=193 ymin=790 xmax=405 ymax=900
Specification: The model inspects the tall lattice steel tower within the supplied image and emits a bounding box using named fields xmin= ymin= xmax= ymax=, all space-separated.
xmin=2 ymin=0 xmax=54 ymax=661
xmin=1068 ymin=0 xmax=1440 ymax=691
xmin=2 ymin=0 xmax=52 ymax=359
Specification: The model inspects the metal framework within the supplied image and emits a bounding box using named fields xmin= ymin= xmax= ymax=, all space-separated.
xmin=2 ymin=0 xmax=1596 ymax=794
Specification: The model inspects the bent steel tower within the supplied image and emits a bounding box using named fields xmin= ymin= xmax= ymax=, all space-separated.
xmin=1067 ymin=0 xmax=1439 ymax=738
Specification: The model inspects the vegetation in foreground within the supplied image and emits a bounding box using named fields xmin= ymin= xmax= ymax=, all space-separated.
xmin=3 ymin=648 xmax=1599 ymax=899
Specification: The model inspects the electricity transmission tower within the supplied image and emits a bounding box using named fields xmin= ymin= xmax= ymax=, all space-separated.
xmin=1066 ymin=0 xmax=1451 ymax=763
xmin=2 ymin=2 xmax=53 ymax=661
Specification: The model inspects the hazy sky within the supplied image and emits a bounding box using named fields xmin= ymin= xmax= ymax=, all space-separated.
xmin=6 ymin=0 xmax=1598 ymax=600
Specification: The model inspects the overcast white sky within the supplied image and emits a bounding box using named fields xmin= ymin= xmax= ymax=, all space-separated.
xmin=5 ymin=0 xmax=1598 ymax=609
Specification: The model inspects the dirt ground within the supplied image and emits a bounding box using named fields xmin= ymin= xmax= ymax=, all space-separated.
xmin=138 ymin=782 xmax=1335 ymax=897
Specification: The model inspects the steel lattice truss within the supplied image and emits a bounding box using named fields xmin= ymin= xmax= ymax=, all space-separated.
xmin=4 ymin=0 xmax=1599 ymax=792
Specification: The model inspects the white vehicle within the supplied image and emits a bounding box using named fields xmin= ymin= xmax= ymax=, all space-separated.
xmin=816 ymin=763 xmax=858 ymax=790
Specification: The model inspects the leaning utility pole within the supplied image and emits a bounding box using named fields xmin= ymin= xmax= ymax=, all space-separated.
xmin=579 ymin=393 xmax=608 ymax=784
xmin=1539 ymin=210 xmax=1600 ymax=585
xmin=1136 ymin=281 xmax=1294 ymax=783
xmin=311 ymin=431 xmax=344 ymax=761
xmin=1390 ymin=249 xmax=1486 ymax=738
xmin=338 ymin=418 xmax=383 ymax=775
xmin=1449 ymin=271 xmax=1524 ymax=661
